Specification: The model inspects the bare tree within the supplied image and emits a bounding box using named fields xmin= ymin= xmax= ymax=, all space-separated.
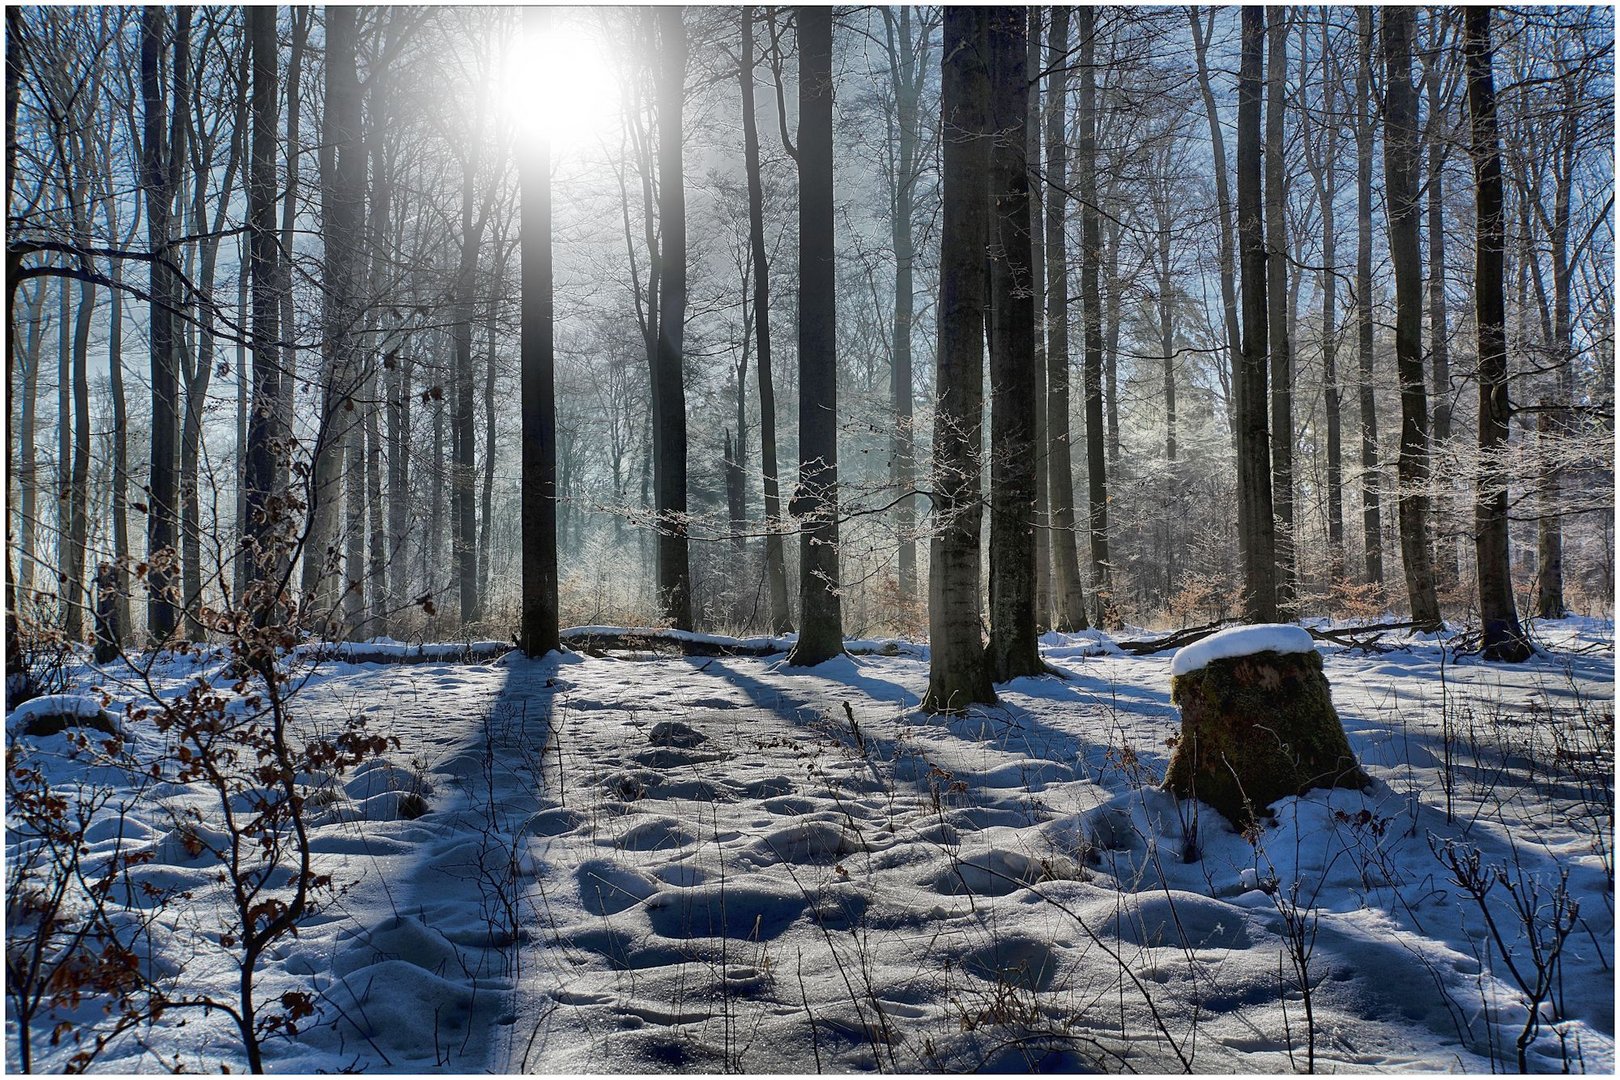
xmin=1266 ymin=7 xmax=1296 ymax=611
xmin=1354 ymin=7 xmax=1385 ymax=586
xmin=1465 ymin=7 xmax=1531 ymax=662
xmin=740 ymin=6 xmax=792 ymax=634
xmin=1044 ymin=5 xmax=1088 ymax=632
xmin=1381 ymin=5 xmax=1443 ymax=632
xmin=786 ymin=5 xmax=843 ymax=666
xmin=653 ymin=6 xmax=692 ymax=629
xmin=985 ymin=5 xmax=1042 ymax=681
xmin=923 ymin=6 xmax=995 ymax=713
xmin=1077 ymin=7 xmax=1111 ymax=614
xmin=140 ymin=7 xmax=190 ymax=643
xmin=1236 ymin=6 xmax=1278 ymax=622
xmin=517 ymin=6 xmax=560 ymax=657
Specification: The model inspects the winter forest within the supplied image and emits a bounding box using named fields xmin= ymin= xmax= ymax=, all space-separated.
xmin=5 ymin=4 xmax=1616 ymax=1074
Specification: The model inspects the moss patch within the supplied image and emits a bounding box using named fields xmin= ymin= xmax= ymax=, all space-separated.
xmin=1164 ymin=649 xmax=1368 ymax=828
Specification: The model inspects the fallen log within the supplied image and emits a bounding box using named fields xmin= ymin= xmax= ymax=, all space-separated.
xmin=1117 ymin=619 xmax=1241 ymax=656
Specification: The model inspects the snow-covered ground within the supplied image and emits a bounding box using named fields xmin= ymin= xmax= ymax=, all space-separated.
xmin=7 ymin=619 xmax=1614 ymax=1072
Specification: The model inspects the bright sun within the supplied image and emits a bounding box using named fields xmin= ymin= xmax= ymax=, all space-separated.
xmin=496 ymin=12 xmax=620 ymax=157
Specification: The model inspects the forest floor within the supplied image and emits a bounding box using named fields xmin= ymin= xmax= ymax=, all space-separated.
xmin=7 ymin=618 xmax=1615 ymax=1073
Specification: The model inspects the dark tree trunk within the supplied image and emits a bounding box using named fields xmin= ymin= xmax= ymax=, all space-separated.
xmin=1464 ymin=9 xmax=1529 ymax=662
xmin=985 ymin=7 xmax=1042 ymax=682
xmin=1355 ymin=8 xmax=1385 ymax=586
xmin=1381 ymin=7 xmax=1443 ymax=632
xmin=305 ymin=5 xmax=363 ymax=629
xmin=1044 ymin=7 xmax=1087 ymax=633
xmin=653 ymin=6 xmax=692 ymax=629
xmin=1536 ymin=60 xmax=1580 ymax=621
xmin=518 ymin=6 xmax=560 ymax=658
xmin=1303 ymin=17 xmax=1345 ymax=579
xmin=880 ymin=6 xmax=925 ymax=612
xmin=277 ymin=11 xmax=307 ymax=505
xmin=923 ymin=6 xmax=996 ymax=712
xmin=108 ymin=265 xmax=131 ymax=639
xmin=1077 ymin=7 xmax=1110 ymax=612
xmin=16 ymin=285 xmax=42 ymax=599
xmin=64 ymin=256 xmax=92 ymax=642
xmin=786 ymin=5 xmax=843 ymax=666
xmin=1027 ymin=8 xmax=1050 ymax=630
xmin=1236 ymin=7 xmax=1278 ymax=622
xmin=1265 ymin=9 xmax=1295 ymax=612
xmin=740 ymin=7 xmax=792 ymax=634
xmin=1423 ymin=21 xmax=1457 ymax=589
xmin=140 ymin=7 xmax=188 ymax=644
xmin=1189 ymin=7 xmax=1243 ymax=438
xmin=1104 ymin=221 xmax=1121 ymax=466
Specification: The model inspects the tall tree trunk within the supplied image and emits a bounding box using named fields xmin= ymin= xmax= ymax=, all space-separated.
xmin=430 ymin=386 xmax=445 ymax=603
xmin=1382 ymin=7 xmax=1443 ymax=632
xmin=365 ymin=39 xmax=395 ymax=630
xmin=141 ymin=7 xmax=188 ymax=644
xmin=304 ymin=5 xmax=362 ymax=630
xmin=1044 ymin=7 xmax=1088 ymax=633
xmin=57 ymin=283 xmax=68 ymax=607
xmin=653 ymin=6 xmax=693 ymax=629
xmin=1265 ymin=8 xmax=1295 ymax=612
xmin=16 ymin=285 xmax=43 ymax=598
xmin=277 ymin=10 xmax=307 ymax=505
xmin=235 ymin=234 xmax=248 ymax=603
xmin=880 ymin=6 xmax=924 ymax=612
xmin=65 ymin=255 xmax=93 ymax=642
xmin=786 ymin=5 xmax=843 ymax=666
xmin=985 ymin=7 xmax=1042 ymax=681
xmin=244 ymin=4 xmax=281 ymax=612
xmin=1103 ymin=221 xmax=1121 ymax=466
xmin=387 ymin=349 xmax=413 ymax=616
xmin=478 ymin=260 xmax=502 ymax=604
xmin=1423 ymin=21 xmax=1457 ymax=590
xmin=923 ymin=6 xmax=995 ymax=712
xmin=1355 ymin=7 xmax=1385 ymax=586
xmin=1027 ymin=8 xmax=1051 ymax=630
xmin=1304 ymin=17 xmax=1346 ymax=579
xmin=1536 ymin=67 xmax=1580 ymax=620
xmin=1236 ymin=7 xmax=1279 ymax=623
xmin=452 ymin=277 xmax=477 ymax=624
xmin=518 ymin=6 xmax=560 ymax=657
xmin=1189 ymin=7 xmax=1243 ymax=435
xmin=107 ymin=264 xmax=132 ymax=639
xmin=739 ymin=7 xmax=792 ymax=634
xmin=1077 ymin=7 xmax=1111 ymax=614
xmin=1464 ymin=8 xmax=1529 ymax=662
xmin=4 ymin=4 xmax=22 ymax=673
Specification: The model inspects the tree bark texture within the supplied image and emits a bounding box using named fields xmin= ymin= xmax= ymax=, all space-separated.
xmin=923 ymin=7 xmax=995 ymax=712
xmin=785 ymin=5 xmax=844 ymax=666
xmin=654 ymin=6 xmax=693 ymax=630
xmin=1236 ymin=8 xmax=1278 ymax=622
xmin=985 ymin=7 xmax=1042 ymax=682
xmin=1044 ymin=6 xmax=1088 ymax=633
xmin=1465 ymin=8 xmax=1530 ymax=662
xmin=1381 ymin=7 xmax=1444 ymax=632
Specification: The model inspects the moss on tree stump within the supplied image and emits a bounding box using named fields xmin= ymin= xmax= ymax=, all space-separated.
xmin=1164 ymin=627 xmax=1368 ymax=828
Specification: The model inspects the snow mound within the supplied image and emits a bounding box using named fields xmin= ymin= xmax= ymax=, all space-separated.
xmin=1170 ymin=622 xmax=1315 ymax=677
xmin=7 ymin=693 xmax=117 ymax=736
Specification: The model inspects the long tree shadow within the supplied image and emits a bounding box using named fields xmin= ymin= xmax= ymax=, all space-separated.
xmin=698 ymin=652 xmax=1149 ymax=802
xmin=312 ymin=651 xmax=569 ymax=1073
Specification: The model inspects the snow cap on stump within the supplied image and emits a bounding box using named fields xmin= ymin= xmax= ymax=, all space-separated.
xmin=1164 ymin=624 xmax=1368 ymax=828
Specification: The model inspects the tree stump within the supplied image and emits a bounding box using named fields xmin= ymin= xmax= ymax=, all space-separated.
xmin=1164 ymin=624 xmax=1368 ymax=828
